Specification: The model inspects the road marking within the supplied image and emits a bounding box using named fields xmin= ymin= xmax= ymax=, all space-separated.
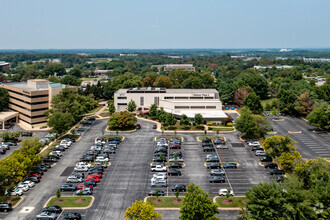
xmin=19 ymin=207 xmax=34 ymax=214
xmin=215 ymin=147 xmax=233 ymax=193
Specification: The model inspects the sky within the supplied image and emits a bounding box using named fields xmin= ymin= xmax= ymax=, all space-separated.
xmin=1 ymin=0 xmax=330 ymax=49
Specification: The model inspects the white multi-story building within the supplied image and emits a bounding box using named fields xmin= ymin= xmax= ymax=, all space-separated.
xmin=114 ymin=88 xmax=228 ymax=122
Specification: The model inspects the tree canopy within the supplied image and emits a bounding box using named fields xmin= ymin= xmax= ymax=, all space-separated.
xmin=124 ymin=200 xmax=162 ymax=220
xmin=0 ymin=88 xmax=9 ymax=111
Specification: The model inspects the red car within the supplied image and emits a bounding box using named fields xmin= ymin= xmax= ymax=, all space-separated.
xmin=77 ymin=183 xmax=93 ymax=190
xmin=136 ymin=124 xmax=141 ymax=129
xmin=29 ymin=173 xmax=42 ymax=178
xmin=170 ymin=144 xmax=181 ymax=149
xmin=89 ymin=173 xmax=102 ymax=178
xmin=86 ymin=177 xmax=100 ymax=183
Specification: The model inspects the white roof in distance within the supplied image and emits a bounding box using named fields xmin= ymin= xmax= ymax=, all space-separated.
xmin=163 ymin=108 xmax=228 ymax=119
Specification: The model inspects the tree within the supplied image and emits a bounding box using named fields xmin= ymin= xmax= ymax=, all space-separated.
xmin=0 ymin=88 xmax=9 ymax=111
xmin=107 ymin=111 xmax=137 ymax=129
xmin=235 ymin=107 xmax=259 ymax=138
xmin=234 ymin=88 xmax=249 ymax=106
xmin=165 ymin=113 xmax=176 ymax=126
xmin=56 ymin=189 xmax=61 ymax=200
xmin=243 ymin=93 xmax=263 ymax=114
xmin=263 ymin=135 xmax=295 ymax=159
xmin=294 ymin=91 xmax=314 ymax=116
xmin=47 ymin=111 xmax=75 ymax=135
xmin=124 ymin=200 xmax=162 ymax=220
xmin=149 ymin=104 xmax=158 ymax=116
xmin=236 ymin=72 xmax=269 ymax=99
xmin=155 ymin=190 xmax=160 ymax=201
xmin=153 ymin=76 xmax=173 ymax=88
xmin=175 ymin=189 xmax=180 ymax=201
xmin=68 ymin=68 xmax=82 ymax=78
xmin=225 ymin=188 xmax=232 ymax=201
xmin=43 ymin=63 xmax=66 ymax=76
xmin=182 ymin=76 xmax=204 ymax=89
xmin=180 ymin=114 xmax=190 ymax=126
xmin=127 ymin=100 xmax=137 ymax=112
xmin=306 ymin=103 xmax=330 ymax=131
xmin=108 ymin=101 xmax=116 ymax=115
xmin=60 ymin=75 xmax=82 ymax=86
xmin=179 ymin=182 xmax=219 ymax=220
xmin=194 ymin=114 xmax=204 ymax=125
xmin=277 ymin=88 xmax=297 ymax=115
xmin=200 ymin=72 xmax=215 ymax=88
xmin=278 ymin=151 xmax=302 ymax=171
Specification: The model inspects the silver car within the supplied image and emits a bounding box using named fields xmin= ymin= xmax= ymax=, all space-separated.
xmin=151 ymin=179 xmax=167 ymax=187
xmin=210 ymin=169 xmax=226 ymax=176
xmin=66 ymin=175 xmax=83 ymax=183
xmin=36 ymin=211 xmax=57 ymax=220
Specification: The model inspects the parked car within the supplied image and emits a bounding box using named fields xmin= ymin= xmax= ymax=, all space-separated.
xmin=210 ymin=169 xmax=225 ymax=176
xmin=43 ymin=205 xmax=62 ymax=214
xmin=209 ymin=176 xmax=225 ymax=183
xmin=95 ymin=156 xmax=109 ymax=162
xmin=4 ymin=141 xmax=17 ymax=146
xmin=207 ymin=163 xmax=221 ymax=169
xmin=152 ymin=124 xmax=157 ymax=129
xmin=59 ymin=212 xmax=82 ymax=220
xmin=23 ymin=180 xmax=35 ymax=188
xmin=36 ymin=211 xmax=57 ymax=220
xmin=168 ymin=157 xmax=184 ymax=162
xmin=5 ymin=188 xmax=23 ymax=196
xmin=152 ymin=157 xmax=167 ymax=162
xmin=75 ymin=188 xmax=92 ymax=195
xmin=16 ymin=183 xmax=29 ymax=192
xmin=255 ymin=150 xmax=266 ymax=156
xmin=216 ymin=145 xmax=229 ymax=149
xmin=60 ymin=184 xmax=77 ymax=191
xmin=84 ymin=181 xmax=97 ymax=187
xmin=203 ymin=146 xmax=215 ymax=152
xmin=207 ymin=157 xmax=219 ymax=163
xmin=74 ymin=166 xmax=89 ymax=172
xmin=168 ymin=163 xmax=182 ymax=169
xmin=169 ymin=144 xmax=181 ymax=149
xmin=0 ymin=148 xmax=6 ymax=154
xmin=148 ymin=189 xmax=165 ymax=196
xmin=77 ymin=183 xmax=93 ymax=190
xmin=264 ymin=162 xmax=278 ymax=169
xmin=67 ymin=175 xmax=83 ymax=183
xmin=0 ymin=202 xmax=12 ymax=212
xmin=171 ymin=184 xmax=186 ymax=192
xmin=270 ymin=169 xmax=285 ymax=175
xmin=202 ymin=138 xmax=212 ymax=143
xmin=151 ymin=165 xmax=167 ymax=172
xmin=251 ymin=146 xmax=263 ymax=151
xmin=223 ymin=163 xmax=237 ymax=169
xmin=218 ymin=188 xmax=234 ymax=196
xmin=85 ymin=177 xmax=100 ymax=183
xmin=151 ymin=180 xmax=167 ymax=187
xmin=24 ymin=176 xmax=40 ymax=183
xmin=43 ymin=157 xmax=57 ymax=162
xmin=168 ymin=169 xmax=181 ymax=176
xmin=260 ymin=157 xmax=273 ymax=162
xmin=21 ymin=132 xmax=32 ymax=137
xmin=136 ymin=124 xmax=141 ymax=129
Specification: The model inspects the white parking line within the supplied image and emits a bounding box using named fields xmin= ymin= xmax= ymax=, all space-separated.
xmin=215 ymin=146 xmax=233 ymax=192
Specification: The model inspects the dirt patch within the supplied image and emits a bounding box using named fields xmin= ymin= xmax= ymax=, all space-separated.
xmin=75 ymin=198 xmax=86 ymax=203
xmin=152 ymin=199 xmax=161 ymax=204
xmin=242 ymin=199 xmax=249 ymax=204
xmin=222 ymin=200 xmax=233 ymax=205
xmin=54 ymin=199 xmax=64 ymax=204
xmin=7 ymin=199 xmax=17 ymax=203
xmin=172 ymin=199 xmax=182 ymax=204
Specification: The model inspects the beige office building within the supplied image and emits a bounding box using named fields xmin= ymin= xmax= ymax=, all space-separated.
xmin=114 ymin=88 xmax=227 ymax=122
xmin=151 ymin=64 xmax=195 ymax=72
xmin=2 ymin=79 xmax=66 ymax=129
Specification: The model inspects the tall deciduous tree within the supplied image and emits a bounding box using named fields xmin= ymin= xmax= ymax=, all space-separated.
xmin=234 ymin=88 xmax=249 ymax=106
xmin=153 ymin=76 xmax=173 ymax=88
xmin=107 ymin=111 xmax=137 ymax=129
xmin=68 ymin=68 xmax=82 ymax=78
xmin=182 ymin=76 xmax=204 ymax=89
xmin=243 ymin=93 xmax=263 ymax=114
xmin=124 ymin=200 xmax=162 ymax=220
xmin=149 ymin=104 xmax=158 ymax=116
xmin=0 ymin=88 xmax=9 ymax=111
xmin=263 ymin=135 xmax=295 ymax=159
xmin=180 ymin=114 xmax=190 ymax=126
xmin=294 ymin=91 xmax=313 ymax=116
xmin=179 ymin=182 xmax=219 ymax=220
xmin=194 ymin=114 xmax=204 ymax=125
xmin=165 ymin=113 xmax=176 ymax=126
xmin=47 ymin=111 xmax=75 ymax=135
xmin=127 ymin=100 xmax=137 ymax=112
xmin=235 ymin=107 xmax=258 ymax=138
xmin=108 ymin=101 xmax=116 ymax=115
xmin=306 ymin=102 xmax=330 ymax=131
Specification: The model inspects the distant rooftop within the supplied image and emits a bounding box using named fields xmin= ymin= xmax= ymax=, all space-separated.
xmin=4 ymin=79 xmax=65 ymax=91
xmin=116 ymin=88 xmax=218 ymax=94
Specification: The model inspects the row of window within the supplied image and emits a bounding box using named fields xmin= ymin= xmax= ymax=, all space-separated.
xmin=164 ymin=96 xmax=214 ymax=100
xmin=9 ymin=95 xmax=49 ymax=105
xmin=174 ymin=106 xmax=216 ymax=109
xmin=8 ymin=89 xmax=49 ymax=99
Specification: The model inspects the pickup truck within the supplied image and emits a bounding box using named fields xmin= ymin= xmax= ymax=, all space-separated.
xmin=151 ymin=165 xmax=167 ymax=172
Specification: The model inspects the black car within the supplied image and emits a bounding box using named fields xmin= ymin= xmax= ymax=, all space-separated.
xmin=136 ymin=124 xmax=141 ymax=129
xmin=54 ymin=146 xmax=65 ymax=151
xmin=148 ymin=189 xmax=165 ymax=196
xmin=260 ymin=157 xmax=272 ymax=162
xmin=0 ymin=202 xmax=12 ymax=212
xmin=171 ymin=184 xmax=186 ymax=192
xmin=21 ymin=132 xmax=32 ymax=137
xmin=39 ymin=163 xmax=51 ymax=169
xmin=202 ymin=138 xmax=212 ymax=143
xmin=43 ymin=157 xmax=57 ymax=162
xmin=209 ymin=176 xmax=225 ymax=183
xmin=60 ymin=184 xmax=77 ymax=191
xmin=223 ymin=163 xmax=237 ymax=169
xmin=84 ymin=181 xmax=97 ymax=186
xmin=168 ymin=163 xmax=183 ymax=169
xmin=43 ymin=205 xmax=62 ymax=214
xmin=88 ymin=169 xmax=103 ymax=175
xmin=203 ymin=146 xmax=215 ymax=152
xmin=24 ymin=176 xmax=40 ymax=183
xmin=207 ymin=163 xmax=221 ymax=169
xmin=168 ymin=169 xmax=181 ymax=176
xmin=59 ymin=212 xmax=82 ymax=220
xmin=34 ymin=166 xmax=47 ymax=172
xmin=269 ymin=169 xmax=285 ymax=175
xmin=153 ymin=157 xmax=166 ymax=162
xmin=63 ymin=138 xmax=76 ymax=143
xmin=252 ymin=146 xmax=263 ymax=151
xmin=264 ymin=162 xmax=278 ymax=169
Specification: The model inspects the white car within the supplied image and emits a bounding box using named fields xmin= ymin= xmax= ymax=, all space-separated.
xmin=90 ymin=146 xmax=102 ymax=151
xmin=151 ymin=176 xmax=166 ymax=182
xmin=255 ymin=150 xmax=266 ymax=156
xmin=23 ymin=180 xmax=35 ymax=188
xmin=169 ymin=157 xmax=184 ymax=162
xmin=77 ymin=162 xmax=91 ymax=168
xmin=216 ymin=145 xmax=229 ymax=149
xmin=60 ymin=140 xmax=72 ymax=146
xmin=17 ymin=183 xmax=29 ymax=191
xmin=206 ymin=154 xmax=217 ymax=160
xmin=248 ymin=142 xmax=260 ymax=147
xmin=67 ymin=175 xmax=83 ymax=183
xmin=52 ymin=150 xmax=63 ymax=157
xmin=5 ymin=188 xmax=23 ymax=196
xmin=49 ymin=151 xmax=62 ymax=157
xmin=218 ymin=188 xmax=235 ymax=196
xmin=74 ymin=166 xmax=89 ymax=172
xmin=96 ymin=156 xmax=109 ymax=162
xmin=153 ymin=173 xmax=167 ymax=179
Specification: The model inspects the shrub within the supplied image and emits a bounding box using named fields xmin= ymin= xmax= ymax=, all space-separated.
xmin=207 ymin=122 xmax=213 ymax=126
xmin=227 ymin=122 xmax=233 ymax=126
xmin=208 ymin=127 xmax=213 ymax=130
xmin=196 ymin=126 xmax=205 ymax=130
xmin=182 ymin=126 xmax=191 ymax=130
xmin=167 ymin=126 xmax=177 ymax=130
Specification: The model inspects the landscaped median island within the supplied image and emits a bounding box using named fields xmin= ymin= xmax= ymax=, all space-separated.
xmin=215 ymin=196 xmax=247 ymax=208
xmin=197 ymin=136 xmax=226 ymax=142
xmin=45 ymin=196 xmax=93 ymax=208
xmin=155 ymin=136 xmax=183 ymax=141
xmin=0 ymin=196 xmax=21 ymax=207
xmin=146 ymin=196 xmax=185 ymax=208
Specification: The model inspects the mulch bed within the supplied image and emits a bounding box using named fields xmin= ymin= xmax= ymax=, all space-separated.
xmin=172 ymin=199 xmax=182 ymax=204
xmin=75 ymin=198 xmax=86 ymax=203
xmin=152 ymin=199 xmax=161 ymax=204
xmin=54 ymin=199 xmax=64 ymax=204
xmin=242 ymin=199 xmax=249 ymax=204
xmin=222 ymin=200 xmax=233 ymax=205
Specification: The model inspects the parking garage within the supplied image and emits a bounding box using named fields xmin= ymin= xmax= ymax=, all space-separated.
xmin=0 ymin=111 xmax=19 ymax=130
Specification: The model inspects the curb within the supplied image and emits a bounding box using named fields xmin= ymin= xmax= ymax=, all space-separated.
xmin=105 ymin=126 xmax=136 ymax=133
xmin=12 ymin=196 xmax=24 ymax=209
xmin=197 ymin=136 xmax=227 ymax=142
xmin=154 ymin=136 xmax=184 ymax=142
xmin=43 ymin=196 xmax=95 ymax=209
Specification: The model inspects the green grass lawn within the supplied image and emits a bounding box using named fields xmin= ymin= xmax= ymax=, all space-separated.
xmin=209 ymin=127 xmax=235 ymax=132
xmin=215 ymin=196 xmax=247 ymax=208
xmin=261 ymin=98 xmax=277 ymax=108
xmin=0 ymin=196 xmax=21 ymax=206
xmin=88 ymin=106 xmax=103 ymax=114
xmin=146 ymin=196 xmax=184 ymax=208
xmin=97 ymin=135 xmax=124 ymax=141
xmin=198 ymin=136 xmax=224 ymax=141
xmin=46 ymin=196 xmax=93 ymax=207
xmin=156 ymin=136 xmax=183 ymax=141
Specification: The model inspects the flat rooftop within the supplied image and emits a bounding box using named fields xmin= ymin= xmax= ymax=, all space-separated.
xmin=116 ymin=88 xmax=218 ymax=94
xmin=4 ymin=82 xmax=49 ymax=91
xmin=0 ymin=111 xmax=19 ymax=122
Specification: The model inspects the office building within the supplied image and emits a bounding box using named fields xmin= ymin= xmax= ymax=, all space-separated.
xmin=0 ymin=61 xmax=10 ymax=72
xmin=151 ymin=64 xmax=195 ymax=72
xmin=114 ymin=88 xmax=227 ymax=122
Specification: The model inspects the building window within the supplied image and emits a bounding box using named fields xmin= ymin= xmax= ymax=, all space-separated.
xmin=118 ymin=103 xmax=127 ymax=105
xmin=206 ymin=106 xmax=216 ymax=109
xmin=204 ymin=97 xmax=214 ymax=99
xmin=175 ymin=106 xmax=190 ymax=109
xmin=190 ymin=97 xmax=203 ymax=99
xmin=164 ymin=97 xmax=174 ymax=99
xmin=175 ymin=97 xmax=189 ymax=99
xmin=154 ymin=97 xmax=159 ymax=105
xmin=140 ymin=97 xmax=144 ymax=106
xmin=117 ymin=96 xmax=127 ymax=99
xmin=190 ymin=106 xmax=206 ymax=109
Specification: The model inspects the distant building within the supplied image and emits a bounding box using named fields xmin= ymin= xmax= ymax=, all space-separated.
xmin=0 ymin=61 xmax=10 ymax=72
xmin=254 ymin=65 xmax=293 ymax=69
xmin=120 ymin=53 xmax=138 ymax=57
xmin=280 ymin=49 xmax=293 ymax=52
xmin=162 ymin=55 xmax=182 ymax=59
xmin=231 ymin=56 xmax=261 ymax=61
xmin=114 ymin=88 xmax=227 ymax=122
xmin=1 ymin=79 xmax=67 ymax=129
xmin=151 ymin=64 xmax=195 ymax=72
xmin=303 ymin=57 xmax=330 ymax=63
